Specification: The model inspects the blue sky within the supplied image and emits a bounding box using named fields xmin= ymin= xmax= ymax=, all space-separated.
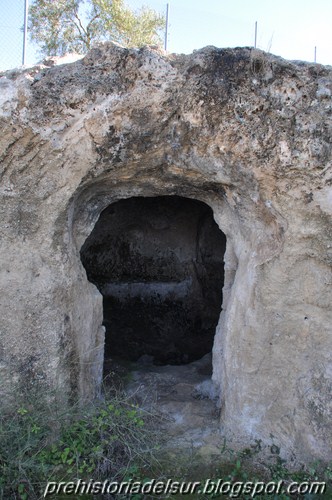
xmin=1 ymin=0 xmax=331 ymax=70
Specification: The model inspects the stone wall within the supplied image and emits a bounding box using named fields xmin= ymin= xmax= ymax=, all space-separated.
xmin=0 ymin=43 xmax=331 ymax=463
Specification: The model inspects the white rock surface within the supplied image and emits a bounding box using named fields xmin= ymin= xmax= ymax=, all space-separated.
xmin=0 ymin=43 xmax=331 ymax=463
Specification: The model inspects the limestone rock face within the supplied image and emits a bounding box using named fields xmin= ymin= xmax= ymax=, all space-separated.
xmin=0 ymin=43 xmax=331 ymax=463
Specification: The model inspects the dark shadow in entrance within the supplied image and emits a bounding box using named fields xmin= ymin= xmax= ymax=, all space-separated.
xmin=81 ymin=196 xmax=226 ymax=367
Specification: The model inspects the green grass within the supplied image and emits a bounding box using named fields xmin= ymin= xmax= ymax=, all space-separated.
xmin=0 ymin=390 xmax=162 ymax=499
xmin=1 ymin=391 xmax=331 ymax=500
xmin=158 ymin=438 xmax=332 ymax=499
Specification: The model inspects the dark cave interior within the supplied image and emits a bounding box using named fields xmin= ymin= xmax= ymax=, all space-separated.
xmin=80 ymin=196 xmax=226 ymax=366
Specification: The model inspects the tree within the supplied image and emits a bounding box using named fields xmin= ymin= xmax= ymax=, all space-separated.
xmin=28 ymin=0 xmax=165 ymax=57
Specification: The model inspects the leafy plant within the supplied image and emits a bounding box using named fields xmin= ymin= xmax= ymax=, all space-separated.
xmin=0 ymin=391 xmax=161 ymax=499
xmin=28 ymin=0 xmax=165 ymax=57
xmin=1 ymin=389 xmax=331 ymax=500
xmin=158 ymin=438 xmax=332 ymax=500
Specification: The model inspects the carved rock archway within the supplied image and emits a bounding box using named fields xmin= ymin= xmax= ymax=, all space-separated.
xmin=1 ymin=44 xmax=331 ymax=463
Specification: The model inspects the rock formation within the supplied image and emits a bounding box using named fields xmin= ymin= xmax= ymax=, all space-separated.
xmin=0 ymin=43 xmax=331 ymax=463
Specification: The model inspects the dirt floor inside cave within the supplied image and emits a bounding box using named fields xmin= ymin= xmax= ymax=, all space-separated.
xmin=103 ymin=353 xmax=225 ymax=465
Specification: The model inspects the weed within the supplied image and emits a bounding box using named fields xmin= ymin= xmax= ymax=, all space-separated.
xmin=1 ymin=390 xmax=331 ymax=500
xmin=0 ymin=391 xmax=162 ymax=500
xmin=155 ymin=438 xmax=332 ymax=500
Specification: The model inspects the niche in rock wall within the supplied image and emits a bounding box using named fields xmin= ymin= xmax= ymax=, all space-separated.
xmin=80 ymin=196 xmax=226 ymax=365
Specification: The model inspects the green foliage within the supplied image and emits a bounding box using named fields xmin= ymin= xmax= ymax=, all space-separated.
xmin=1 ymin=392 xmax=331 ymax=500
xmin=28 ymin=0 xmax=165 ymax=57
xmin=0 ymin=395 xmax=160 ymax=500
xmin=160 ymin=437 xmax=332 ymax=500
xmin=94 ymin=0 xmax=165 ymax=48
xmin=206 ymin=441 xmax=332 ymax=500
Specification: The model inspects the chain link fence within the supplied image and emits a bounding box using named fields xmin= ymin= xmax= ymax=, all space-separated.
xmin=0 ymin=0 xmax=167 ymax=72
xmin=0 ymin=0 xmax=38 ymax=71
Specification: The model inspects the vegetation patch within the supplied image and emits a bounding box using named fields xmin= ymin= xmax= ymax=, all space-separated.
xmin=1 ymin=388 xmax=331 ymax=499
xmin=0 ymin=389 xmax=162 ymax=499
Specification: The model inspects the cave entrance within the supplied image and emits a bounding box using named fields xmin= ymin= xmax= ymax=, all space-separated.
xmin=80 ymin=196 xmax=226 ymax=371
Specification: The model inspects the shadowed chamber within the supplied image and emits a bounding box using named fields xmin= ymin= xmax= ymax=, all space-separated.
xmin=81 ymin=196 xmax=226 ymax=365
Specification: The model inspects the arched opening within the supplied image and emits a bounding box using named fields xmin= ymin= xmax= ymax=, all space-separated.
xmin=80 ymin=196 xmax=226 ymax=372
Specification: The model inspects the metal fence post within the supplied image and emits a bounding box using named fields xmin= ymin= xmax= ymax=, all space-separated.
xmin=22 ymin=0 xmax=28 ymax=65
xmin=164 ymin=3 xmax=169 ymax=52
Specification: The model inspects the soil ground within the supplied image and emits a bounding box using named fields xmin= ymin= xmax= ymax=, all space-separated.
xmin=103 ymin=353 xmax=226 ymax=468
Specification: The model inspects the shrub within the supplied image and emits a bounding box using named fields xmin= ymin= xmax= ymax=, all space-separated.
xmin=0 ymin=391 xmax=161 ymax=499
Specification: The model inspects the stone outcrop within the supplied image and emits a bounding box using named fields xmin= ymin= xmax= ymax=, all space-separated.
xmin=0 ymin=43 xmax=331 ymax=463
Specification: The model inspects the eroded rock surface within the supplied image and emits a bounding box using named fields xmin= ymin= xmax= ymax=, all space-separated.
xmin=0 ymin=43 xmax=331 ymax=463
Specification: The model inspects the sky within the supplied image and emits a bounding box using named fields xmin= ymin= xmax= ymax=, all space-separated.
xmin=0 ymin=0 xmax=331 ymax=71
